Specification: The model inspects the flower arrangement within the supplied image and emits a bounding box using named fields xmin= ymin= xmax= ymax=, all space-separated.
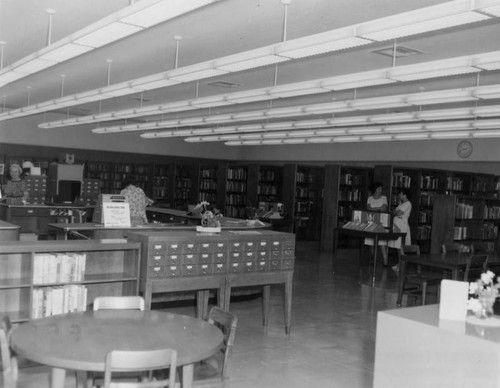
xmin=467 ymin=270 xmax=500 ymax=319
xmin=193 ymin=201 xmax=223 ymax=228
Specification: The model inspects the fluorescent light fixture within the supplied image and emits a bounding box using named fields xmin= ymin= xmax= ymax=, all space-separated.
xmin=472 ymin=119 xmax=500 ymax=128
xmin=475 ymin=0 xmax=500 ymax=17
xmin=74 ymin=22 xmax=143 ymax=48
xmin=167 ymin=63 xmax=228 ymax=82
xmin=356 ymin=0 xmax=491 ymax=42
xmin=347 ymin=127 xmax=384 ymax=135
xmin=268 ymin=80 xmax=326 ymax=98
xmin=370 ymin=112 xmax=417 ymax=124
xmin=473 ymin=106 xmax=500 ymax=117
xmin=430 ymin=131 xmax=471 ymax=138
xmin=389 ymin=56 xmax=480 ymax=82
xmin=348 ymin=95 xmax=407 ymax=110
xmin=333 ymin=136 xmax=361 ymax=142
xmin=393 ymin=133 xmax=430 ymax=140
xmin=405 ymin=89 xmax=476 ymax=105
xmin=425 ymin=121 xmax=472 ymax=131
xmin=0 ymin=0 xmax=220 ymax=88
xmin=417 ymin=107 xmax=474 ymax=120
xmin=121 ymin=0 xmax=217 ymax=27
xmin=383 ymin=124 xmax=425 ymax=133
xmin=32 ymin=49 xmax=500 ymax=129
xmin=362 ymin=134 xmax=393 ymax=141
xmin=275 ymin=26 xmax=371 ymax=58
xmin=214 ymin=47 xmax=287 ymax=72
xmin=473 ymin=129 xmax=500 ymax=137
xmin=321 ymin=70 xmax=393 ymax=91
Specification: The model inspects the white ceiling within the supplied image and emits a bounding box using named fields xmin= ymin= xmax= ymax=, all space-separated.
xmin=1 ymin=0 xmax=500 ymax=144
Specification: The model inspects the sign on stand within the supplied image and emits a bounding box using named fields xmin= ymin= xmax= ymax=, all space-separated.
xmin=92 ymin=194 xmax=131 ymax=227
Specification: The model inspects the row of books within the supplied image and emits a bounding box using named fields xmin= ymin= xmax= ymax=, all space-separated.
xmin=31 ymin=285 xmax=87 ymax=319
xmin=416 ymin=225 xmax=432 ymax=240
xmin=339 ymin=189 xmax=362 ymax=202
xmin=393 ymin=172 xmax=412 ymax=188
xmin=454 ymin=226 xmax=468 ymax=240
xmin=340 ymin=173 xmax=364 ymax=186
xmin=418 ymin=210 xmax=432 ymax=224
xmin=420 ymin=175 xmax=440 ymax=190
xmin=485 ymin=205 xmax=500 ymax=219
xmin=455 ymin=202 xmax=475 ymax=219
xmin=33 ymin=253 xmax=86 ymax=284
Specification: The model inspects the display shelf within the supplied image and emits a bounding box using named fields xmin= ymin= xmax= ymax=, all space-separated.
xmin=0 ymin=239 xmax=140 ymax=323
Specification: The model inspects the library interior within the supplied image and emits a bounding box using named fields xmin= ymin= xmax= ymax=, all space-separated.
xmin=3 ymin=1 xmax=500 ymax=387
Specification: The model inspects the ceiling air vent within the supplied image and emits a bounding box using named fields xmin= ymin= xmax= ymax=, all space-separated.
xmin=372 ymin=45 xmax=423 ymax=58
xmin=206 ymin=81 xmax=242 ymax=88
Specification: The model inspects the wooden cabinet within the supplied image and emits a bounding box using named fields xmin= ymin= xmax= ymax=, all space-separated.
xmin=0 ymin=239 xmax=140 ymax=323
xmin=128 ymin=230 xmax=295 ymax=332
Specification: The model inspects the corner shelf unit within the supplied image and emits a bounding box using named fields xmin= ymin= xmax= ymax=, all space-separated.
xmin=0 ymin=239 xmax=141 ymax=323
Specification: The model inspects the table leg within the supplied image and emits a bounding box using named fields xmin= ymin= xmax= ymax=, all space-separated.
xmin=262 ymin=285 xmax=271 ymax=328
xmin=397 ymin=260 xmax=406 ymax=307
xmin=182 ymin=364 xmax=194 ymax=388
xmin=372 ymin=235 xmax=379 ymax=285
xmin=50 ymin=367 xmax=66 ymax=388
xmin=284 ymin=273 xmax=293 ymax=335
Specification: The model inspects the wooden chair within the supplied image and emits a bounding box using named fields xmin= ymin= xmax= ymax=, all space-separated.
xmin=463 ymin=254 xmax=489 ymax=282
xmin=102 ymin=349 xmax=177 ymax=388
xmin=191 ymin=307 xmax=238 ymax=387
xmin=89 ymin=296 xmax=146 ymax=387
xmin=93 ymin=296 xmax=145 ymax=311
xmin=401 ymin=245 xmax=442 ymax=306
xmin=0 ymin=316 xmax=18 ymax=388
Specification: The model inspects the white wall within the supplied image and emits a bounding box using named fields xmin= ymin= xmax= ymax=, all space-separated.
xmin=1 ymin=113 xmax=500 ymax=175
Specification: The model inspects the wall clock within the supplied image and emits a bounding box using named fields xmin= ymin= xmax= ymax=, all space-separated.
xmin=457 ymin=140 xmax=473 ymax=159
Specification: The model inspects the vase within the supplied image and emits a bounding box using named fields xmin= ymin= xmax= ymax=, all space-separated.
xmin=474 ymin=294 xmax=496 ymax=319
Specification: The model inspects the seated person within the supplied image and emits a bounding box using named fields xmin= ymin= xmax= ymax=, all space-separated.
xmin=2 ymin=163 xmax=29 ymax=205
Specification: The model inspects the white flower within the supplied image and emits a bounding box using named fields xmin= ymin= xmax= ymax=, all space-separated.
xmin=481 ymin=271 xmax=495 ymax=285
xmin=467 ymin=298 xmax=482 ymax=313
xmin=469 ymin=282 xmax=479 ymax=295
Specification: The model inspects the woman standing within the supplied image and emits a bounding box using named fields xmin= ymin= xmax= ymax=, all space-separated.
xmin=389 ymin=188 xmax=412 ymax=271
xmin=2 ymin=164 xmax=29 ymax=205
xmin=364 ymin=182 xmax=389 ymax=266
xmin=120 ymin=176 xmax=154 ymax=225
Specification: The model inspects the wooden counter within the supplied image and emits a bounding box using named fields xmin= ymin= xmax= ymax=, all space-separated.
xmin=48 ymin=218 xmax=270 ymax=240
xmin=0 ymin=203 xmax=92 ymax=236
xmin=374 ymin=304 xmax=500 ymax=387
xmin=0 ymin=220 xmax=21 ymax=240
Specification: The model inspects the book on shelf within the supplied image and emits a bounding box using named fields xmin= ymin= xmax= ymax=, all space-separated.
xmin=31 ymin=285 xmax=87 ymax=319
xmin=33 ymin=252 xmax=87 ymax=284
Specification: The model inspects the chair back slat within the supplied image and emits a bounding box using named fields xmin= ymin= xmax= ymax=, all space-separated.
xmin=207 ymin=307 xmax=238 ymax=380
xmin=0 ymin=316 xmax=17 ymax=388
xmin=103 ymin=348 xmax=177 ymax=388
xmin=94 ymin=296 xmax=145 ymax=311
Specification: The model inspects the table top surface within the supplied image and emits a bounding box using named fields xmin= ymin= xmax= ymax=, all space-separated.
xmin=401 ymin=252 xmax=500 ymax=267
xmin=11 ymin=310 xmax=223 ymax=372
xmin=337 ymin=227 xmax=406 ymax=238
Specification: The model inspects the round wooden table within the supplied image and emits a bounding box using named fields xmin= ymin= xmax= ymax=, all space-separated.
xmin=10 ymin=310 xmax=224 ymax=388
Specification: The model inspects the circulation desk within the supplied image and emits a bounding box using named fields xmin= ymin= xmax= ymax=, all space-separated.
xmin=0 ymin=203 xmax=92 ymax=237
xmin=128 ymin=229 xmax=295 ymax=334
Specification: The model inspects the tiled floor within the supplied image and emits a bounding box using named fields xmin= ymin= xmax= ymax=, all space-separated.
xmin=11 ymin=241 xmax=415 ymax=388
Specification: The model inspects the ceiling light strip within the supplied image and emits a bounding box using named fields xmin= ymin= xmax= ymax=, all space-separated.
xmin=2 ymin=0 xmax=499 ymax=123
xmin=0 ymin=0 xmax=220 ymax=88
